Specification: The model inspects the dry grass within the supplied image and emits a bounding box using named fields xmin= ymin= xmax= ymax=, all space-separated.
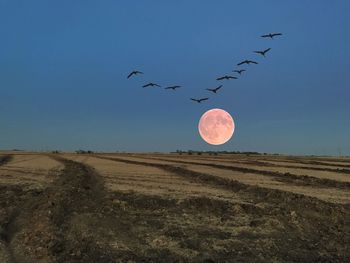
xmin=0 ymin=154 xmax=63 ymax=189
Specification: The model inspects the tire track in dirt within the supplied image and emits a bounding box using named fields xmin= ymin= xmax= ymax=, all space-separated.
xmin=112 ymin=155 xmax=350 ymax=190
xmin=0 ymin=156 xmax=121 ymax=262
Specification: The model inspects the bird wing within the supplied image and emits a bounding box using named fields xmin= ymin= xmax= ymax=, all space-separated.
xmin=165 ymin=87 xmax=172 ymax=89
xmin=216 ymin=77 xmax=224 ymax=80
xmin=127 ymin=72 xmax=134 ymax=79
xmin=199 ymin=98 xmax=209 ymax=102
xmin=250 ymin=60 xmax=258 ymax=64
xmin=155 ymin=84 xmax=161 ymax=87
xmin=261 ymin=34 xmax=269 ymax=38
xmin=190 ymin=98 xmax=198 ymax=102
xmin=136 ymin=71 xmax=144 ymax=74
xmin=254 ymin=51 xmax=262 ymax=54
xmin=237 ymin=61 xmax=245 ymax=66
xmin=264 ymin=48 xmax=271 ymax=53
xmin=215 ymin=85 xmax=222 ymax=91
xmin=206 ymin=89 xmax=213 ymax=92
xmin=272 ymin=33 xmax=282 ymax=37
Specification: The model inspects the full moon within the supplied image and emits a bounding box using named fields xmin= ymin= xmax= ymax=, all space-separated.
xmin=198 ymin=108 xmax=235 ymax=145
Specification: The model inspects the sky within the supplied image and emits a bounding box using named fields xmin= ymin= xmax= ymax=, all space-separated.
xmin=0 ymin=0 xmax=349 ymax=155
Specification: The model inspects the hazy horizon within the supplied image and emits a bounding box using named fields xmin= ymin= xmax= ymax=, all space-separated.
xmin=1 ymin=1 xmax=349 ymax=155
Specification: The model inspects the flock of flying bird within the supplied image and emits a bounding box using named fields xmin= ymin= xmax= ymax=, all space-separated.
xmin=127 ymin=32 xmax=283 ymax=104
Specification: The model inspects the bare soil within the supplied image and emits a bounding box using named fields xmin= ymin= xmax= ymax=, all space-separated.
xmin=0 ymin=153 xmax=349 ymax=262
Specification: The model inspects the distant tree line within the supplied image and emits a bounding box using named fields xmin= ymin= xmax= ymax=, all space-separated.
xmin=173 ymin=150 xmax=277 ymax=156
xmin=75 ymin=150 xmax=95 ymax=154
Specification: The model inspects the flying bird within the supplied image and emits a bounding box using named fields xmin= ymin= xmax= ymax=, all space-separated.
xmin=142 ymin=82 xmax=161 ymax=88
xmin=261 ymin=33 xmax=282 ymax=39
xmin=237 ymin=60 xmax=258 ymax=66
xmin=127 ymin=70 xmax=143 ymax=79
xmin=206 ymin=85 xmax=222 ymax=94
xmin=165 ymin=85 xmax=181 ymax=90
xmin=233 ymin=69 xmax=246 ymax=75
xmin=190 ymin=98 xmax=209 ymax=103
xmin=254 ymin=48 xmax=271 ymax=57
xmin=216 ymin=75 xmax=237 ymax=81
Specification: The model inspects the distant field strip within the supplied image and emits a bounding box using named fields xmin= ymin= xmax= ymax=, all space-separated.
xmin=99 ymin=155 xmax=350 ymax=204
xmin=0 ymin=155 xmax=63 ymax=188
xmin=190 ymin=156 xmax=350 ymax=174
xmin=258 ymin=156 xmax=350 ymax=166
xmin=65 ymin=155 xmax=245 ymax=204
xmin=92 ymin=156 xmax=350 ymax=204
xmin=138 ymin=155 xmax=350 ymax=183
xmin=152 ymin=154 xmax=350 ymax=172
xmin=111 ymin=155 xmax=350 ymax=189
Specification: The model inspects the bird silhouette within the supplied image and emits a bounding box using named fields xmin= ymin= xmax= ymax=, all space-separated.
xmin=254 ymin=48 xmax=271 ymax=57
xmin=233 ymin=69 xmax=246 ymax=75
xmin=190 ymin=98 xmax=209 ymax=103
xmin=237 ymin=60 xmax=258 ymax=66
xmin=142 ymin=83 xmax=161 ymax=88
xmin=261 ymin=33 xmax=282 ymax=39
xmin=216 ymin=75 xmax=237 ymax=81
xmin=206 ymin=85 xmax=222 ymax=94
xmin=127 ymin=70 xmax=143 ymax=79
xmin=165 ymin=85 xmax=181 ymax=90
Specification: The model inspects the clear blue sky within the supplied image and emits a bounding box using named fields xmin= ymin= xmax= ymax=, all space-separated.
xmin=0 ymin=1 xmax=349 ymax=155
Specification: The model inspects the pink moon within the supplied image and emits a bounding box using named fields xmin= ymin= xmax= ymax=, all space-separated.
xmin=198 ymin=108 xmax=235 ymax=145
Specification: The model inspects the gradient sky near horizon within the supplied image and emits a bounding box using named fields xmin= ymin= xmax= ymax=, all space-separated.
xmin=0 ymin=1 xmax=349 ymax=155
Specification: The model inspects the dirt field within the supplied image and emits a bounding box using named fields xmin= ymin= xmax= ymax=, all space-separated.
xmin=0 ymin=153 xmax=349 ymax=262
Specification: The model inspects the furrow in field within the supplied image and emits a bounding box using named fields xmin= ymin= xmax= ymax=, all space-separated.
xmin=244 ymin=156 xmax=350 ymax=170
xmin=77 ymin=155 xmax=349 ymax=261
xmin=127 ymin=154 xmax=350 ymax=179
xmin=195 ymin=155 xmax=350 ymax=171
xmin=159 ymin=154 xmax=350 ymax=169
xmin=99 ymin=155 xmax=350 ymax=204
xmin=258 ymin=159 xmax=350 ymax=170
xmin=106 ymin=155 xmax=350 ymax=190
xmin=65 ymin=155 xmax=245 ymax=203
xmin=137 ymin=155 xmax=350 ymax=183
xmin=260 ymin=156 xmax=350 ymax=166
